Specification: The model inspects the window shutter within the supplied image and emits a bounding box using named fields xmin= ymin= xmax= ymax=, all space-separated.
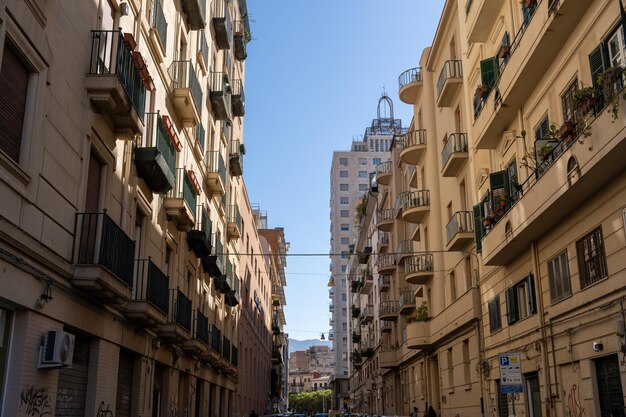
xmin=473 ymin=204 xmax=483 ymax=252
xmin=588 ymin=44 xmax=607 ymax=112
xmin=0 ymin=43 xmax=30 ymax=162
xmin=527 ymin=273 xmax=537 ymax=314
xmin=505 ymin=287 xmax=518 ymax=324
xmin=490 ymin=170 xmax=510 ymax=212
xmin=480 ymin=57 xmax=499 ymax=90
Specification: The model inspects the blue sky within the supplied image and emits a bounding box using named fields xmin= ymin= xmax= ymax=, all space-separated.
xmin=244 ymin=1 xmax=446 ymax=341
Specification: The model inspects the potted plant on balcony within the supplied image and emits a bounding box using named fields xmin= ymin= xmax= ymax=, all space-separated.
xmin=537 ymin=144 xmax=554 ymax=161
xmin=572 ymin=86 xmax=596 ymax=118
xmin=597 ymin=66 xmax=626 ymax=122
xmin=351 ymin=304 xmax=361 ymax=319
xmin=475 ymin=85 xmax=489 ymax=99
xmin=559 ymin=120 xmax=576 ymax=143
xmin=408 ymin=301 xmax=429 ymax=323
xmin=498 ymin=44 xmax=511 ymax=59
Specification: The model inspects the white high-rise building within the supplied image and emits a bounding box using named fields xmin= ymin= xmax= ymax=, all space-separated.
xmin=328 ymin=95 xmax=405 ymax=409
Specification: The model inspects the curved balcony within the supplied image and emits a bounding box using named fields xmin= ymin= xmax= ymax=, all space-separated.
xmin=375 ymin=161 xmax=393 ymax=186
xmin=404 ymin=253 xmax=434 ymax=285
xmin=407 ymin=321 xmax=431 ymax=350
xmin=436 ymin=60 xmax=463 ymax=108
xmin=445 ymin=211 xmax=474 ymax=251
xmin=379 ymin=301 xmax=399 ymax=321
xmin=400 ymin=190 xmax=430 ymax=224
xmin=377 ymin=231 xmax=390 ymax=252
xmin=395 ymin=240 xmax=414 ymax=265
xmin=378 ymin=275 xmax=391 ymax=292
xmin=441 ymin=133 xmax=468 ymax=177
xmin=379 ymin=348 xmax=397 ymax=368
xmin=376 ymin=209 xmax=395 ymax=232
xmin=398 ymin=67 xmax=423 ymax=104
xmin=376 ymin=253 xmax=396 ymax=274
xmin=360 ymin=305 xmax=374 ymax=324
xmin=399 ymin=129 xmax=427 ymax=165
xmin=399 ymin=288 xmax=416 ymax=315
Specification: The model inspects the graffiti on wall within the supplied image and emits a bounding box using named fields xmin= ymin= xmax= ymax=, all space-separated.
xmin=566 ymin=384 xmax=587 ymax=417
xmin=19 ymin=386 xmax=51 ymax=417
xmin=96 ymin=402 xmax=113 ymax=417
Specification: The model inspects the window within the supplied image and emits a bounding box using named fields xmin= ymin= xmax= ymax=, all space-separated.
xmin=576 ymin=226 xmax=608 ymax=289
xmin=340 ymin=210 xmax=349 ymax=218
xmin=341 ymin=265 xmax=346 ymax=272
xmin=358 ymin=184 xmax=368 ymax=191
xmin=339 ymin=184 xmax=349 ymax=191
xmin=340 ymin=224 xmax=349 ymax=231
xmin=0 ymin=41 xmax=30 ymax=163
xmin=358 ymin=171 xmax=367 ymax=178
xmin=340 ymin=196 xmax=349 ymax=204
xmin=505 ymin=274 xmax=536 ymax=325
xmin=339 ymin=170 xmax=349 ymax=178
xmin=561 ymin=79 xmax=579 ymax=137
xmin=463 ymin=340 xmax=470 ymax=385
xmin=341 ymin=251 xmax=348 ymax=259
xmin=341 ymin=308 xmax=347 ymax=317
xmin=358 ymin=158 xmax=367 ymax=165
xmin=488 ymin=296 xmax=501 ymax=333
xmin=339 ymin=157 xmax=348 ymax=165
xmin=342 ymin=323 xmax=347 ymax=331
xmin=373 ymin=158 xmax=381 ymax=165
xmin=340 ymin=237 xmax=349 ymax=244
xmin=547 ymin=250 xmax=571 ymax=303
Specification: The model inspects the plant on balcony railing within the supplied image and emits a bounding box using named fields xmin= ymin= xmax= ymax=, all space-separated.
xmin=407 ymin=301 xmax=429 ymax=323
xmin=350 ymin=349 xmax=362 ymax=364
xmin=351 ymin=304 xmax=361 ymax=319
xmin=572 ymin=86 xmax=596 ymax=118
xmin=597 ymin=66 xmax=626 ymax=122
xmin=350 ymin=280 xmax=361 ymax=293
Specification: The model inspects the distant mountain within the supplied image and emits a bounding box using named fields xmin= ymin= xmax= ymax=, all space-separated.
xmin=288 ymin=338 xmax=332 ymax=354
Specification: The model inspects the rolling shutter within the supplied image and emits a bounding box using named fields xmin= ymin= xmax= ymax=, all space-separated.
xmin=0 ymin=42 xmax=29 ymax=162
xmin=116 ymin=350 xmax=134 ymax=417
xmin=55 ymin=333 xmax=90 ymax=416
xmin=588 ymin=44 xmax=608 ymax=113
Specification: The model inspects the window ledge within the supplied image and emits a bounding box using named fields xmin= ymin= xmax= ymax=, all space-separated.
xmin=0 ymin=150 xmax=31 ymax=185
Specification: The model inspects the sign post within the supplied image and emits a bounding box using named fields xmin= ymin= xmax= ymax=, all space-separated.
xmin=499 ymin=352 xmax=523 ymax=417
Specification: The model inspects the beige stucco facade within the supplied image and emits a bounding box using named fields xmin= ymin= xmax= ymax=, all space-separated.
xmin=348 ymin=1 xmax=626 ymax=417
xmin=0 ymin=0 xmax=280 ymax=416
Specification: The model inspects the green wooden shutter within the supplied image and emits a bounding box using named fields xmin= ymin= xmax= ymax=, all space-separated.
xmin=490 ymin=170 xmax=510 ymax=212
xmin=588 ymin=44 xmax=607 ymax=112
xmin=505 ymin=287 xmax=518 ymax=324
xmin=480 ymin=57 xmax=499 ymax=90
xmin=527 ymin=273 xmax=537 ymax=314
xmin=473 ymin=204 xmax=483 ymax=252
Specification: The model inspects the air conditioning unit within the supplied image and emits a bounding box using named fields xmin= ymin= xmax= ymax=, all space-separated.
xmin=37 ymin=330 xmax=75 ymax=369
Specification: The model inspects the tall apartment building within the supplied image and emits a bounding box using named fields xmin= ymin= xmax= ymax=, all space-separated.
xmin=328 ymin=95 xmax=405 ymax=410
xmin=347 ymin=1 xmax=626 ymax=417
xmin=0 ymin=0 xmax=281 ymax=416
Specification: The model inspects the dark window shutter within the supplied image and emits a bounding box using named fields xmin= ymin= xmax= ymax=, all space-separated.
xmin=490 ymin=170 xmax=510 ymax=212
xmin=480 ymin=57 xmax=499 ymax=90
xmin=588 ymin=44 xmax=607 ymax=112
xmin=527 ymin=273 xmax=537 ymax=314
xmin=505 ymin=287 xmax=518 ymax=325
xmin=85 ymin=152 xmax=103 ymax=213
xmin=0 ymin=43 xmax=30 ymax=162
xmin=473 ymin=204 xmax=483 ymax=252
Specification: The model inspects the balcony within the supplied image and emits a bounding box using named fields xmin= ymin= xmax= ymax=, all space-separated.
xmin=72 ymin=211 xmax=135 ymax=303
xmin=351 ymin=305 xmax=360 ymax=318
xmin=445 ymin=211 xmax=474 ymax=251
xmin=210 ymin=72 xmax=232 ymax=120
xmin=398 ymin=67 xmax=423 ymax=104
xmin=181 ymin=0 xmax=206 ymax=30
xmin=234 ymin=19 xmax=250 ymax=61
xmin=358 ymin=246 xmax=372 ymax=264
xmin=85 ymin=30 xmax=147 ymax=138
xmin=227 ymin=205 xmax=242 ymax=239
xmin=158 ymin=289 xmax=192 ymax=342
xmin=378 ymin=275 xmax=391 ymax=292
xmin=148 ymin=0 xmax=167 ymax=61
xmin=441 ymin=133 xmax=468 ymax=177
xmin=474 ymin=0 xmax=593 ymax=149
xmin=225 ymin=273 xmax=240 ymax=307
xmin=406 ymin=321 xmax=431 ymax=350
xmin=229 ymin=140 xmax=243 ymax=177
xmin=398 ymin=289 xmax=416 ymax=315
xmin=381 ymin=322 xmax=392 ymax=334
xmin=359 ymin=271 xmax=373 ymax=294
xmin=197 ymin=30 xmax=209 ymax=73
xmin=168 ymin=60 xmax=202 ymax=127
xmin=125 ymin=259 xmax=169 ymax=328
xmin=399 ymin=129 xmax=427 ymax=165
xmin=221 ymin=337 xmax=237 ymax=374
xmin=231 ymin=79 xmax=245 ymax=117
xmin=360 ymin=305 xmax=374 ymax=324
xmin=202 ymin=325 xmax=222 ymax=362
xmin=187 ymin=206 xmax=212 ymax=258
xmin=404 ymin=253 xmax=434 ymax=285
xmin=376 ymin=253 xmax=396 ymax=274
xmin=215 ymin=259 xmax=233 ymax=294
xmin=481 ymin=97 xmax=626 ymax=265
xmin=375 ymin=161 xmax=393 ymax=186
xmin=379 ymin=348 xmax=397 ymax=368
xmin=376 ymin=209 xmax=395 ymax=232
xmin=400 ymin=190 xmax=430 ymax=224
xmin=212 ymin=0 xmax=232 ymax=50
xmin=378 ymin=232 xmax=390 ymax=252
xmin=201 ymin=234 xmax=224 ymax=278
xmin=272 ymin=345 xmax=283 ymax=365
xmin=135 ymin=112 xmax=177 ymax=194
xmin=205 ymin=151 xmax=227 ymax=196
xmin=436 ymin=60 xmax=463 ymax=107
xmin=164 ymin=169 xmax=198 ymax=232
xmin=183 ymin=310 xmax=209 ymax=355
xmin=379 ymin=301 xmax=399 ymax=321
xmin=395 ymin=240 xmax=414 ymax=265
xmin=351 ymin=332 xmax=362 ymax=344
xmin=466 ymin=0 xmax=506 ymax=43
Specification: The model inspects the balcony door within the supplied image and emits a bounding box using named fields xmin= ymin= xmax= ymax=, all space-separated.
xmin=81 ymin=152 xmax=103 ymax=262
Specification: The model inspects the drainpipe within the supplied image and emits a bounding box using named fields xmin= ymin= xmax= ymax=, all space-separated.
xmin=531 ymin=240 xmax=552 ymax=417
